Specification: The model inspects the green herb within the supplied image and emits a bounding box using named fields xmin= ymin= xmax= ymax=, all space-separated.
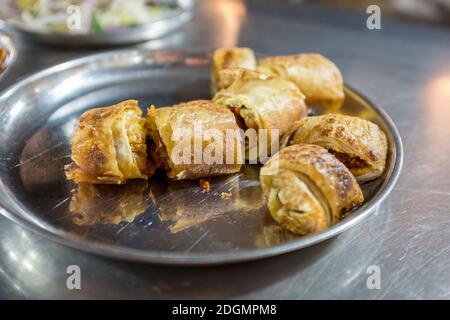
xmin=91 ymin=11 xmax=103 ymax=33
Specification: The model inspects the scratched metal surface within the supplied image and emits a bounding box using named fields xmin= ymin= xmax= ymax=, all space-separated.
xmin=0 ymin=0 xmax=449 ymax=299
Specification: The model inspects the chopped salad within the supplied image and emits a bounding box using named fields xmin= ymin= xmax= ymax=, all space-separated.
xmin=0 ymin=0 xmax=182 ymax=34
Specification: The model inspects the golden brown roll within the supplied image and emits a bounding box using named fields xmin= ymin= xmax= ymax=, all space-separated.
xmin=65 ymin=100 xmax=148 ymax=184
xmin=260 ymin=144 xmax=364 ymax=235
xmin=211 ymin=47 xmax=257 ymax=94
xmin=213 ymin=70 xmax=307 ymax=159
xmin=215 ymin=68 xmax=268 ymax=94
xmin=146 ymin=100 xmax=243 ymax=180
xmin=258 ymin=54 xmax=345 ymax=112
xmin=281 ymin=114 xmax=388 ymax=183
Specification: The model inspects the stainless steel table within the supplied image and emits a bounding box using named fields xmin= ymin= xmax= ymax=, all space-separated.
xmin=1 ymin=0 xmax=450 ymax=299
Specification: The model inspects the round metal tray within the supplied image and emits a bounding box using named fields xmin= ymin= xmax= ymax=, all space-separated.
xmin=0 ymin=49 xmax=403 ymax=265
xmin=0 ymin=0 xmax=193 ymax=46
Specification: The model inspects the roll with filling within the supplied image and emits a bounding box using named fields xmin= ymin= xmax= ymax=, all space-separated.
xmin=258 ymin=54 xmax=345 ymax=112
xmin=146 ymin=100 xmax=243 ymax=180
xmin=211 ymin=47 xmax=257 ymax=94
xmin=65 ymin=100 xmax=147 ymax=184
xmin=260 ymin=144 xmax=364 ymax=235
xmin=213 ymin=70 xmax=307 ymax=159
xmin=215 ymin=67 xmax=268 ymax=94
xmin=281 ymin=114 xmax=388 ymax=183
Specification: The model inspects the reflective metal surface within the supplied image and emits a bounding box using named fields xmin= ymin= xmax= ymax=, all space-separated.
xmin=1 ymin=0 xmax=449 ymax=298
xmin=0 ymin=48 xmax=401 ymax=265
xmin=0 ymin=0 xmax=193 ymax=46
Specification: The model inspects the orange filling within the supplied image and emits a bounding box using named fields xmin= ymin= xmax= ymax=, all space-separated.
xmin=147 ymin=143 xmax=162 ymax=175
xmin=233 ymin=107 xmax=247 ymax=130
xmin=330 ymin=150 xmax=367 ymax=169
xmin=199 ymin=178 xmax=211 ymax=192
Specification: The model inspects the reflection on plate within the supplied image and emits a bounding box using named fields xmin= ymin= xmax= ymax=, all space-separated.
xmin=70 ymin=181 xmax=150 ymax=226
xmin=150 ymin=167 xmax=266 ymax=234
xmin=68 ymin=170 xmax=301 ymax=249
xmin=255 ymin=217 xmax=298 ymax=248
xmin=68 ymin=166 xmax=270 ymax=236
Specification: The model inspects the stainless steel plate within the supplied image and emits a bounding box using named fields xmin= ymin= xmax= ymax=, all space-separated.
xmin=0 ymin=49 xmax=403 ymax=265
xmin=0 ymin=0 xmax=193 ymax=46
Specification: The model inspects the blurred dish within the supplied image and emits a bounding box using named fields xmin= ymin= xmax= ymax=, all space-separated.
xmin=0 ymin=0 xmax=193 ymax=46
